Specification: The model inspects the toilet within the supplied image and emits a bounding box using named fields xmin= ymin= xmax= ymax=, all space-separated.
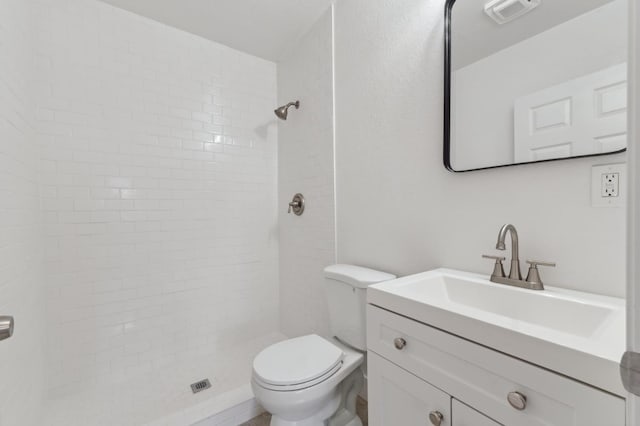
xmin=251 ymin=264 xmax=396 ymax=426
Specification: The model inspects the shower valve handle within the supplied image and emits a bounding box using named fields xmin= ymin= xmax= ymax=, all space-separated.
xmin=287 ymin=194 xmax=305 ymax=216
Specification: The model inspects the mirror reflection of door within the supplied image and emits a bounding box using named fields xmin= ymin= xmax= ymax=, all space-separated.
xmin=514 ymin=63 xmax=627 ymax=162
xmin=446 ymin=0 xmax=628 ymax=172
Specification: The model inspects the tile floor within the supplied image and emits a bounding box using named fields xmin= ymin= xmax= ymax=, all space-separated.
xmin=240 ymin=397 xmax=368 ymax=426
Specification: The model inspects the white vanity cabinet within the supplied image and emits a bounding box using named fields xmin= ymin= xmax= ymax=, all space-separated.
xmin=368 ymin=352 xmax=451 ymax=426
xmin=369 ymin=352 xmax=501 ymax=426
xmin=452 ymin=400 xmax=500 ymax=426
xmin=367 ymin=305 xmax=626 ymax=426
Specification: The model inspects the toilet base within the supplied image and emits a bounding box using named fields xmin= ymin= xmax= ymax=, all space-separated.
xmin=268 ymin=368 xmax=364 ymax=426
xmin=269 ymin=406 xmax=363 ymax=426
xmin=328 ymin=407 xmax=363 ymax=426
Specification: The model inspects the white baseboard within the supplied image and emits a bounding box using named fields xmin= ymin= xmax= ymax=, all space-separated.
xmin=192 ymin=398 xmax=264 ymax=426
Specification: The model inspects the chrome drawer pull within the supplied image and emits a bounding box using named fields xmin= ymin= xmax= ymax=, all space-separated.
xmin=429 ymin=410 xmax=444 ymax=426
xmin=393 ymin=337 xmax=407 ymax=350
xmin=507 ymin=391 xmax=527 ymax=410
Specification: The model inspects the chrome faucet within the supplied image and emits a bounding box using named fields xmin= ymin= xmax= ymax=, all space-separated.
xmin=496 ymin=224 xmax=522 ymax=280
xmin=483 ymin=224 xmax=555 ymax=291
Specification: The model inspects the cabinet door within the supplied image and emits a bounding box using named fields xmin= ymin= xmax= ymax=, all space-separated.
xmin=368 ymin=352 xmax=451 ymax=426
xmin=452 ymin=399 xmax=501 ymax=426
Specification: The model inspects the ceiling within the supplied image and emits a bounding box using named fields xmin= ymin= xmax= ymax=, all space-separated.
xmin=452 ymin=0 xmax=621 ymax=69
xmin=98 ymin=0 xmax=333 ymax=61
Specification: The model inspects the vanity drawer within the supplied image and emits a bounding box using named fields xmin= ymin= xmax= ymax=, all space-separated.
xmin=367 ymin=305 xmax=625 ymax=426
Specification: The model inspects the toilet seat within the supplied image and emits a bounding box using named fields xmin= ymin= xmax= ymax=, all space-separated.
xmin=254 ymin=360 xmax=343 ymax=391
xmin=253 ymin=334 xmax=344 ymax=391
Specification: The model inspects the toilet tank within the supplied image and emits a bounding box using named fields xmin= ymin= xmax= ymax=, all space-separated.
xmin=324 ymin=264 xmax=396 ymax=351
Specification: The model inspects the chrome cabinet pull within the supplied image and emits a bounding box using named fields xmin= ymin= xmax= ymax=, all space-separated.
xmin=429 ymin=410 xmax=444 ymax=426
xmin=393 ymin=337 xmax=407 ymax=350
xmin=507 ymin=391 xmax=527 ymax=410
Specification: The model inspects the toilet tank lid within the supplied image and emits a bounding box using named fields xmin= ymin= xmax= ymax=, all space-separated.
xmin=324 ymin=264 xmax=396 ymax=288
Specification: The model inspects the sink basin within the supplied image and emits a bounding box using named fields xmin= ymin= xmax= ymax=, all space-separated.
xmin=367 ymin=268 xmax=626 ymax=396
xmin=386 ymin=270 xmax=616 ymax=338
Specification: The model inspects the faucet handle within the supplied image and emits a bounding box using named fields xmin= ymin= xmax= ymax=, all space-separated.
xmin=482 ymin=254 xmax=506 ymax=260
xmin=526 ymin=260 xmax=556 ymax=268
xmin=482 ymin=254 xmax=506 ymax=279
xmin=525 ymin=260 xmax=556 ymax=289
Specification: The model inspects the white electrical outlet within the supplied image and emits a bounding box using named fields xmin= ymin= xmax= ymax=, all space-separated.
xmin=592 ymin=163 xmax=626 ymax=207
xmin=601 ymin=172 xmax=619 ymax=197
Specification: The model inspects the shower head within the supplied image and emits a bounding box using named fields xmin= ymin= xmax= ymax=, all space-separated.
xmin=274 ymin=100 xmax=300 ymax=120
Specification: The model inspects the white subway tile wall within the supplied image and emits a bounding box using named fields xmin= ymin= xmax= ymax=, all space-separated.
xmin=0 ymin=1 xmax=46 ymax=425
xmin=31 ymin=0 xmax=280 ymax=401
xmin=278 ymin=9 xmax=335 ymax=338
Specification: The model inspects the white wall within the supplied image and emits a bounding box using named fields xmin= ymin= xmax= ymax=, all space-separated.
xmin=277 ymin=8 xmax=335 ymax=338
xmin=453 ymin=0 xmax=628 ymax=170
xmin=334 ymin=0 xmax=627 ymax=298
xmin=0 ymin=1 xmax=46 ymax=425
xmin=32 ymin=0 xmax=280 ymax=392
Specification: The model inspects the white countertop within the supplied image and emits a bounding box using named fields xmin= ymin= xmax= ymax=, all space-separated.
xmin=368 ymin=268 xmax=626 ymax=396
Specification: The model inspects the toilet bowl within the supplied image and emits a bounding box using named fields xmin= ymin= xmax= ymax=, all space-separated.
xmin=251 ymin=264 xmax=396 ymax=426
xmin=251 ymin=335 xmax=364 ymax=426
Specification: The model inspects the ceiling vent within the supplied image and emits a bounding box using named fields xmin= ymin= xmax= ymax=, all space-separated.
xmin=484 ymin=0 xmax=541 ymax=25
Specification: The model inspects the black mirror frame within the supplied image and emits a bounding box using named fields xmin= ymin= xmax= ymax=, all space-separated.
xmin=443 ymin=0 xmax=627 ymax=173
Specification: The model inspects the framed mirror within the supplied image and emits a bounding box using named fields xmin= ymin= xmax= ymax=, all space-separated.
xmin=444 ymin=0 xmax=628 ymax=172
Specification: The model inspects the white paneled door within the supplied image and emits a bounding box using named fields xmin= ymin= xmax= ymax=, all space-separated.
xmin=514 ymin=63 xmax=627 ymax=162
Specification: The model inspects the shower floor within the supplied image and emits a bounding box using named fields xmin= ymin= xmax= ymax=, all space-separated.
xmin=42 ymin=332 xmax=286 ymax=426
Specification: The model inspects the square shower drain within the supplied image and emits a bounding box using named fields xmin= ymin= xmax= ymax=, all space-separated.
xmin=190 ymin=378 xmax=212 ymax=394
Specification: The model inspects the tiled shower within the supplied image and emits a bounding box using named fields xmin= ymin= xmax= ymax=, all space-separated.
xmin=0 ymin=0 xmax=328 ymax=423
xmin=0 ymin=1 xmax=46 ymax=425
xmin=37 ymin=0 xmax=279 ymax=390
